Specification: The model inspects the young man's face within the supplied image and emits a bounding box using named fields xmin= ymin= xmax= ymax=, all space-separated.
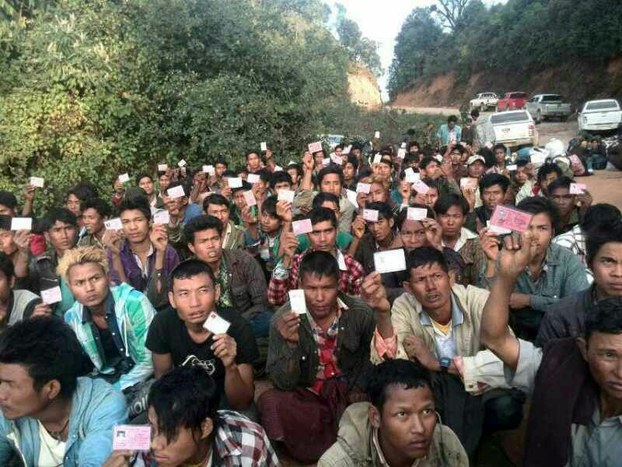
xmin=549 ymin=187 xmax=575 ymax=217
xmin=378 ymin=162 xmax=392 ymax=181
xmin=159 ymin=175 xmax=171 ymax=192
xmin=369 ymin=183 xmax=388 ymax=204
xmin=515 ymin=166 xmax=531 ymax=185
xmin=591 ymin=242 xmax=622 ymax=298
xmin=193 ymin=172 xmax=206 ymax=187
xmin=482 ymin=184 xmax=506 ymax=211
xmin=120 ymin=209 xmax=150 ymax=245
xmin=46 ymin=220 xmax=77 ymax=253
xmin=0 ymin=205 xmax=14 ymax=217
xmin=232 ymin=190 xmax=245 ymax=209
xmin=66 ymin=262 xmax=109 ymax=309
xmin=494 ymin=148 xmax=506 ymax=164
xmin=468 ymin=161 xmax=485 ymax=179
xmin=450 ymin=150 xmax=462 ymax=165
xmin=273 ymin=181 xmax=292 ymax=195
xmin=0 ymin=229 xmax=17 ymax=256
xmin=368 ymin=217 xmax=393 ymax=244
xmin=165 ymin=196 xmax=189 ymax=219
xmin=438 ymin=205 xmax=465 ymax=238
xmin=205 ymin=203 xmax=230 ymax=226
xmin=301 ymin=272 xmax=338 ymax=323
xmin=260 ymin=211 xmax=281 ymax=235
xmin=169 ymin=273 xmax=219 ymax=326
xmin=581 ymin=331 xmax=622 ymax=408
xmin=188 ymin=228 xmax=223 ymax=266
xmin=399 ymin=220 xmax=427 ymax=251
xmin=320 ymin=174 xmax=342 ymax=197
xmin=308 ymin=220 xmax=337 ymax=253
xmin=65 ymin=194 xmax=82 ymax=216
xmin=320 ymin=201 xmax=340 ymax=221
xmin=370 ymin=384 xmax=437 ymax=464
xmin=215 ymin=163 xmax=227 ymax=177
xmin=313 ymin=152 xmax=325 ymax=167
xmin=82 ymin=208 xmax=106 ymax=237
xmin=422 ymin=162 xmax=441 ymax=180
xmin=334 ymin=147 xmax=343 ymax=157
xmin=413 ymin=188 xmax=439 ymax=208
xmin=148 ymin=406 xmax=212 ymax=467
xmin=526 ymin=212 xmax=553 ymax=257
xmin=139 ymin=177 xmax=154 ymax=196
xmin=540 ymin=172 xmax=559 ymax=195
xmin=0 ymin=363 xmax=51 ymax=420
xmin=343 ymin=162 xmax=356 ymax=181
xmin=448 ymin=120 xmax=456 ymax=130
xmin=247 ymin=153 xmax=261 ymax=171
xmin=406 ymin=263 xmax=451 ymax=313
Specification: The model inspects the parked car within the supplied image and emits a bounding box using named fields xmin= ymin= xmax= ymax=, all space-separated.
xmin=469 ymin=92 xmax=498 ymax=111
xmin=480 ymin=110 xmax=538 ymax=148
xmin=526 ymin=94 xmax=572 ymax=123
xmin=578 ymin=99 xmax=622 ymax=132
xmin=497 ymin=92 xmax=528 ymax=111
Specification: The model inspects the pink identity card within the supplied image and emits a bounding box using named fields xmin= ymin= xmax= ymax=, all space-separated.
xmin=112 ymin=425 xmax=151 ymax=451
xmin=308 ymin=141 xmax=322 ymax=153
xmin=292 ymin=219 xmax=313 ymax=235
xmin=489 ymin=206 xmax=533 ymax=233
xmin=570 ymin=183 xmax=586 ymax=195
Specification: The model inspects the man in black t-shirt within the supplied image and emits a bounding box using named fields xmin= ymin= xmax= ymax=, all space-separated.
xmin=145 ymin=259 xmax=258 ymax=411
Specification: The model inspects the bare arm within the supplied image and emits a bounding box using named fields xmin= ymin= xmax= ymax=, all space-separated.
xmin=224 ymin=363 xmax=254 ymax=410
xmin=152 ymin=352 xmax=173 ymax=379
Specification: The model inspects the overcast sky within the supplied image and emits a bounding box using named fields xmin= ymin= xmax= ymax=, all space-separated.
xmin=324 ymin=0 xmax=505 ymax=100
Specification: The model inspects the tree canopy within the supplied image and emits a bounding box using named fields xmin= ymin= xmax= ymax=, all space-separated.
xmin=0 ymin=0 xmax=388 ymax=209
xmin=388 ymin=0 xmax=622 ymax=99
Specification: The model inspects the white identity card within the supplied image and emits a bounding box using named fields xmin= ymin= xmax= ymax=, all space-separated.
xmin=288 ymin=289 xmax=307 ymax=315
xmin=278 ymin=189 xmax=295 ymax=203
xmin=11 ymin=217 xmax=32 ymax=231
xmin=374 ymin=249 xmax=407 ymax=274
xmin=29 ymin=177 xmax=45 ymax=188
xmin=203 ymin=311 xmax=231 ymax=335
xmin=104 ymin=217 xmax=123 ymax=231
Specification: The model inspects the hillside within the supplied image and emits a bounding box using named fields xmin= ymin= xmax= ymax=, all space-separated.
xmin=347 ymin=65 xmax=382 ymax=110
xmin=392 ymin=55 xmax=622 ymax=109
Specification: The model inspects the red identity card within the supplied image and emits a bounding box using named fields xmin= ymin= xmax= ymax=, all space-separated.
xmin=489 ymin=206 xmax=533 ymax=233
xmin=113 ymin=425 xmax=151 ymax=451
xmin=292 ymin=219 xmax=313 ymax=235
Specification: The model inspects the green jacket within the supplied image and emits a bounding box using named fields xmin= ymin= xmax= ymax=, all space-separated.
xmin=318 ymin=402 xmax=469 ymax=466
xmin=267 ymin=293 xmax=375 ymax=391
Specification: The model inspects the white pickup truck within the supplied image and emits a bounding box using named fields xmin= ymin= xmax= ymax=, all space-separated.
xmin=480 ymin=110 xmax=538 ymax=148
xmin=469 ymin=92 xmax=498 ymax=111
xmin=525 ymin=94 xmax=572 ymax=123
xmin=578 ymin=99 xmax=622 ymax=132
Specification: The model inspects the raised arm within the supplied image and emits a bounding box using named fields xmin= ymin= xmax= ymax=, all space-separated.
xmin=480 ymin=231 xmax=537 ymax=370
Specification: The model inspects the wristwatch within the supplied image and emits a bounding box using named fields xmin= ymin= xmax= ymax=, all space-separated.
xmin=439 ymin=357 xmax=452 ymax=373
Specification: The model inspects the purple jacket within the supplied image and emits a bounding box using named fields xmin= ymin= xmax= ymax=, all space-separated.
xmin=107 ymin=241 xmax=179 ymax=309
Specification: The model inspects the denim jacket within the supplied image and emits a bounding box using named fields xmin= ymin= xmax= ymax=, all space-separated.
xmin=0 ymin=378 xmax=128 ymax=466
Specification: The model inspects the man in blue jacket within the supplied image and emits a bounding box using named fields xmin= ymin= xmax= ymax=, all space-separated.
xmin=0 ymin=316 xmax=127 ymax=466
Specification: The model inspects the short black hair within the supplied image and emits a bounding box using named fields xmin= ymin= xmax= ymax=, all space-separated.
xmin=493 ymin=143 xmax=507 ymax=153
xmin=286 ymin=163 xmax=303 ymax=179
xmin=42 ymin=208 xmax=78 ymax=231
xmin=309 ymin=207 xmax=337 ymax=229
xmin=0 ymin=191 xmax=18 ymax=211
xmin=368 ymin=359 xmax=432 ymax=410
xmin=170 ymin=259 xmax=216 ymax=290
xmin=345 ymin=155 xmax=359 ymax=171
xmin=257 ymin=168 xmax=271 ymax=184
xmin=136 ymin=173 xmax=153 ymax=184
xmin=447 ymin=115 xmax=458 ymax=124
xmin=67 ymin=182 xmax=99 ymax=202
xmin=269 ymin=171 xmax=293 ymax=189
xmin=585 ymin=297 xmax=622 ymax=340
xmin=395 ymin=204 xmax=434 ymax=230
xmin=516 ymin=196 xmax=560 ymax=232
xmin=434 ymin=194 xmax=469 ymax=216
xmin=246 ymin=150 xmax=260 ymax=161
xmin=419 ymin=156 xmax=438 ymax=170
xmin=80 ymin=198 xmax=112 ymax=218
xmin=586 ymin=220 xmax=622 ymax=266
xmin=299 ymin=250 xmax=339 ymax=283
xmin=312 ymin=192 xmax=340 ymax=211
xmin=0 ymin=317 xmax=92 ymax=398
xmin=406 ymin=247 xmax=449 ymax=274
xmin=470 ymin=109 xmax=480 ymax=119
xmin=547 ymin=175 xmax=574 ymax=195
xmin=261 ymin=195 xmax=279 ymax=219
xmin=0 ymin=252 xmax=14 ymax=280
xmin=203 ymin=194 xmax=230 ymax=213
xmin=148 ymin=366 xmax=220 ymax=443
xmin=318 ymin=166 xmax=344 ymax=188
xmin=118 ymin=195 xmax=152 ymax=221
xmin=537 ymin=163 xmax=562 ymax=183
xmin=0 ymin=214 xmax=12 ymax=231
xmin=479 ymin=173 xmax=510 ymax=195
xmin=365 ymin=201 xmax=393 ymax=222
xmin=184 ymin=215 xmax=223 ymax=244
xmin=581 ymin=204 xmax=621 ymax=232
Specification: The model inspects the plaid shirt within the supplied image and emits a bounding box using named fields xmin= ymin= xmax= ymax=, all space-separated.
xmin=140 ymin=410 xmax=279 ymax=466
xmin=552 ymin=224 xmax=586 ymax=266
xmin=308 ymin=302 xmax=346 ymax=393
xmin=267 ymin=250 xmax=364 ymax=306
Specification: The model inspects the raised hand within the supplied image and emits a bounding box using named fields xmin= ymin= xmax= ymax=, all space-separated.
xmin=275 ymin=311 xmax=301 ymax=347
xmin=149 ymin=224 xmax=169 ymax=252
xmin=479 ymin=228 xmax=500 ymax=262
xmin=361 ymin=272 xmax=390 ymax=314
xmin=497 ymin=231 xmax=537 ymax=280
xmin=351 ymin=215 xmax=366 ymax=239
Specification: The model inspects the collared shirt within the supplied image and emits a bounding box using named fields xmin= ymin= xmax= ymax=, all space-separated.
xmin=418 ymin=298 xmax=464 ymax=359
xmin=82 ymin=294 xmax=125 ymax=374
xmin=443 ymin=227 xmax=478 ymax=253
xmin=553 ymin=224 xmax=593 ymax=283
xmin=268 ymin=249 xmax=364 ymax=306
xmin=307 ymin=299 xmax=349 ymax=393
xmin=478 ymin=243 xmax=589 ymax=311
xmin=507 ymin=340 xmax=622 ymax=466
xmin=132 ymin=244 xmax=154 ymax=279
